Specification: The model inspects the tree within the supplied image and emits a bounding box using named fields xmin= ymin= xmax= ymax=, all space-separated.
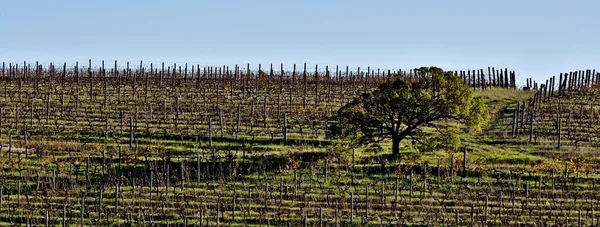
xmin=327 ymin=67 xmax=489 ymax=157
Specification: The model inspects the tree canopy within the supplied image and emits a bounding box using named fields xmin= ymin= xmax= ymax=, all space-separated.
xmin=327 ymin=66 xmax=489 ymax=157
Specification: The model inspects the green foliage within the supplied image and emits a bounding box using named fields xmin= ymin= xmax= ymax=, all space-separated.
xmin=327 ymin=66 xmax=489 ymax=156
xmin=412 ymin=128 xmax=462 ymax=153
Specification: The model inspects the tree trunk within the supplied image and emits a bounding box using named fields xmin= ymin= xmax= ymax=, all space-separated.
xmin=392 ymin=136 xmax=400 ymax=158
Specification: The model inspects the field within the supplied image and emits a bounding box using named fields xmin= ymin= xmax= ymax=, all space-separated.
xmin=0 ymin=62 xmax=597 ymax=226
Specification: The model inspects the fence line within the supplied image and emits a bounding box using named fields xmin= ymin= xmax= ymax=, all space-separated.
xmin=1 ymin=61 xmax=519 ymax=89
xmin=512 ymin=69 xmax=600 ymax=149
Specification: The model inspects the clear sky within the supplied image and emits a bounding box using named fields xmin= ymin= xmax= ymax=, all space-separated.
xmin=1 ymin=0 xmax=599 ymax=84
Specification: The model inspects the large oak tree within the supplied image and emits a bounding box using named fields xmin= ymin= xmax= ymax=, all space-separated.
xmin=327 ymin=67 xmax=489 ymax=157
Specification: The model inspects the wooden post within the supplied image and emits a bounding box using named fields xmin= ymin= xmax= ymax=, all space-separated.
xmin=579 ymin=210 xmax=582 ymax=227
xmin=303 ymin=63 xmax=307 ymax=108
xmin=268 ymin=64 xmax=273 ymax=92
xmin=504 ymin=68 xmax=509 ymax=88
xmin=62 ymin=204 xmax=67 ymax=227
xmin=559 ymin=73 xmax=563 ymax=93
xmin=290 ymin=64 xmax=295 ymax=113
xmin=511 ymin=70 xmax=516 ymax=89
xmin=1 ymin=62 xmax=3 ymax=88
xmin=551 ymin=169 xmax=555 ymax=194
xmin=484 ymin=196 xmax=488 ymax=225
xmin=0 ymin=103 xmax=4 ymax=136
xmin=319 ymin=207 xmax=323 ymax=227
xmin=481 ymin=69 xmax=486 ymax=90
xmin=81 ymin=197 xmax=85 ymax=224
xmin=520 ymin=102 xmax=525 ymax=135
xmin=208 ymin=118 xmax=213 ymax=147
xmin=512 ymin=102 xmax=519 ymax=136
xmin=455 ymin=210 xmax=459 ymax=226
xmin=499 ymin=190 xmax=503 ymax=215
xmin=24 ymin=127 xmax=28 ymax=156
xmin=557 ymin=115 xmax=561 ymax=150
xmin=180 ymin=161 xmax=185 ymax=187
xmin=119 ymin=110 xmax=124 ymax=134
xmin=9 ymin=134 xmax=12 ymax=155
xmin=593 ymin=204 xmax=596 ymax=226
xmin=467 ymin=70 xmax=471 ymax=88
xmin=236 ymin=104 xmax=241 ymax=140
xmin=89 ymin=59 xmax=93 ymax=101
xmin=498 ymin=68 xmax=503 ymax=87
xmin=219 ymin=110 xmax=224 ymax=138
xmin=352 ymin=148 xmax=355 ymax=169
xmin=315 ymin=64 xmax=319 ymax=105
xmin=395 ymin=176 xmax=399 ymax=202
xmin=491 ymin=67 xmax=496 ymax=86
xmin=129 ymin=117 xmax=134 ymax=149
xmin=350 ymin=191 xmax=354 ymax=223
xmin=283 ymin=113 xmax=287 ymax=145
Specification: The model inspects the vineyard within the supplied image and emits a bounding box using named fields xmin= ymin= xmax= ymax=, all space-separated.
xmin=513 ymin=70 xmax=600 ymax=149
xmin=0 ymin=61 xmax=598 ymax=226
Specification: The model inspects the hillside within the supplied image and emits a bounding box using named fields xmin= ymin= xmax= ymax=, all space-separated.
xmin=0 ymin=65 xmax=597 ymax=226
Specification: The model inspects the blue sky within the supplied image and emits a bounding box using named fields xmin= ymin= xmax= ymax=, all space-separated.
xmin=1 ymin=0 xmax=599 ymax=84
